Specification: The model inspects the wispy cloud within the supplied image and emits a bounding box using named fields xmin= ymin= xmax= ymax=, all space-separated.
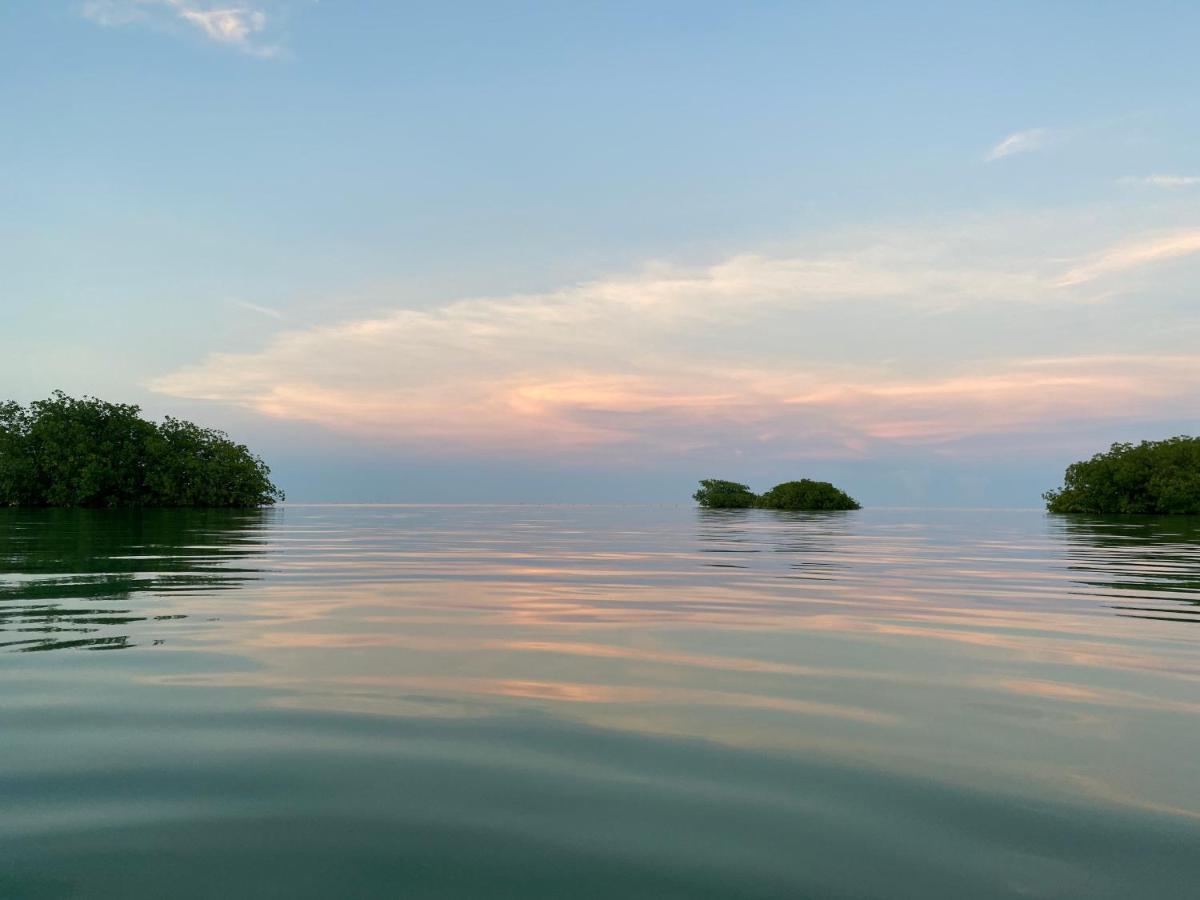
xmin=1118 ymin=174 xmax=1200 ymax=188
xmin=1057 ymin=228 xmax=1200 ymax=286
xmin=150 ymin=221 xmax=1200 ymax=461
xmin=985 ymin=127 xmax=1051 ymax=162
xmin=176 ymin=4 xmax=268 ymax=49
xmin=80 ymin=0 xmax=144 ymax=25
xmin=81 ymin=0 xmax=281 ymax=57
xmin=230 ymin=299 xmax=286 ymax=319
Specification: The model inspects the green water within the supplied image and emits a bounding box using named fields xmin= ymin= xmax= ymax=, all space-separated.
xmin=2 ymin=506 xmax=1198 ymax=898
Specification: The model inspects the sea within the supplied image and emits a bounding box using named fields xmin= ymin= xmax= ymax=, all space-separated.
xmin=2 ymin=505 xmax=1198 ymax=898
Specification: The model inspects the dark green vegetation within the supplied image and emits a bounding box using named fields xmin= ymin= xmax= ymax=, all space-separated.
xmin=0 ymin=392 xmax=283 ymax=508
xmin=757 ymin=479 xmax=861 ymax=510
xmin=1044 ymin=437 xmax=1200 ymax=515
xmin=694 ymin=478 xmax=860 ymax=510
xmin=692 ymin=479 xmax=759 ymax=509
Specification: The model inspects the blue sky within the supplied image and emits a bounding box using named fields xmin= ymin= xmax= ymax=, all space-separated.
xmin=3 ymin=2 xmax=1199 ymax=504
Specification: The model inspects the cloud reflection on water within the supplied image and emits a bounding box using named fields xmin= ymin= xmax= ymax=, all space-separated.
xmin=3 ymin=505 xmax=1200 ymax=829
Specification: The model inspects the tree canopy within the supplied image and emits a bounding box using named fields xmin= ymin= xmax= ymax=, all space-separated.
xmin=0 ymin=392 xmax=283 ymax=508
xmin=693 ymin=478 xmax=860 ymax=510
xmin=756 ymin=479 xmax=861 ymax=511
xmin=692 ymin=479 xmax=758 ymax=509
xmin=1044 ymin=437 xmax=1200 ymax=515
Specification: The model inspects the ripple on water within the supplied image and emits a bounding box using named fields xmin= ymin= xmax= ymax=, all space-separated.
xmin=1 ymin=506 xmax=1199 ymax=898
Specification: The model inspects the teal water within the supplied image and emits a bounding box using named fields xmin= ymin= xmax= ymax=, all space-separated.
xmin=2 ymin=506 xmax=1198 ymax=898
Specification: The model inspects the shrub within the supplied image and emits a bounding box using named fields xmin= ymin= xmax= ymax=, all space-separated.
xmin=693 ymin=479 xmax=758 ymax=508
xmin=757 ymin=479 xmax=860 ymax=511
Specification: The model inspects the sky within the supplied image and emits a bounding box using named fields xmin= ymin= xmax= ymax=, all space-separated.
xmin=2 ymin=1 xmax=1199 ymax=505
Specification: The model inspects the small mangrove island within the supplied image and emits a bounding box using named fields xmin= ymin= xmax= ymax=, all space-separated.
xmin=694 ymin=478 xmax=861 ymax=510
xmin=1044 ymin=436 xmax=1200 ymax=515
xmin=0 ymin=392 xmax=283 ymax=508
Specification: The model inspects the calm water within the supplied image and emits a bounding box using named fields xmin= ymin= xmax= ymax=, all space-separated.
xmin=2 ymin=506 xmax=1198 ymax=898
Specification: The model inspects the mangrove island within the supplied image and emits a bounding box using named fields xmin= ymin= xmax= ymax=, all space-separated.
xmin=1044 ymin=436 xmax=1200 ymax=515
xmin=0 ymin=392 xmax=283 ymax=508
xmin=694 ymin=478 xmax=861 ymax=510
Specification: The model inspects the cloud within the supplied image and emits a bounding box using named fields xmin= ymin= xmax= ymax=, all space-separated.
xmin=80 ymin=0 xmax=145 ymax=25
xmin=81 ymin=0 xmax=280 ymax=57
xmin=1057 ymin=229 xmax=1200 ymax=286
xmin=985 ymin=128 xmax=1051 ymax=162
xmin=1119 ymin=175 xmax=1200 ymax=189
xmin=230 ymin=299 xmax=286 ymax=319
xmin=150 ymin=224 xmax=1200 ymax=462
xmin=176 ymin=5 xmax=268 ymax=47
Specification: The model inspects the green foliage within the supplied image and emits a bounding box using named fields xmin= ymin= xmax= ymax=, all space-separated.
xmin=0 ymin=392 xmax=283 ymax=508
xmin=693 ymin=479 xmax=758 ymax=508
xmin=693 ymin=478 xmax=861 ymax=510
xmin=757 ymin=479 xmax=861 ymax=511
xmin=1044 ymin=437 xmax=1200 ymax=515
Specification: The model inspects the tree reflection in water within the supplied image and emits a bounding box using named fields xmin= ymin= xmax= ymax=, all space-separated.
xmin=0 ymin=508 xmax=269 ymax=652
xmin=696 ymin=507 xmax=850 ymax=580
xmin=1054 ymin=515 xmax=1200 ymax=624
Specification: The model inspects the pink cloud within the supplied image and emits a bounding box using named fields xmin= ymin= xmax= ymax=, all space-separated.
xmin=150 ymin=226 xmax=1200 ymax=461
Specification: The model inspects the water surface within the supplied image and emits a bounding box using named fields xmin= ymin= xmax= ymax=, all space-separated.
xmin=2 ymin=506 xmax=1198 ymax=898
